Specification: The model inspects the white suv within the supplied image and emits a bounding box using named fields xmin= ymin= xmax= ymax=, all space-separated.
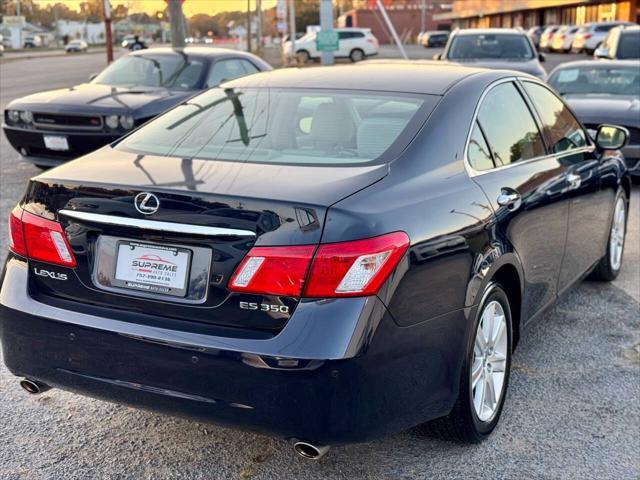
xmin=284 ymin=28 xmax=379 ymax=63
xmin=571 ymin=21 xmax=636 ymax=54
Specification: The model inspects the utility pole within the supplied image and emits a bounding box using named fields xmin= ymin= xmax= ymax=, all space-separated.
xmin=319 ymin=0 xmax=334 ymax=65
xmin=246 ymin=0 xmax=251 ymax=52
xmin=376 ymin=0 xmax=407 ymax=59
xmin=167 ymin=0 xmax=186 ymax=48
xmin=16 ymin=0 xmax=22 ymax=49
xmin=103 ymin=0 xmax=113 ymax=63
xmin=256 ymin=0 xmax=262 ymax=51
xmin=420 ymin=0 xmax=426 ymax=34
xmin=288 ymin=0 xmax=296 ymax=63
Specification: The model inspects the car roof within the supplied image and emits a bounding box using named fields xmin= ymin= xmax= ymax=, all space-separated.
xmin=620 ymin=25 xmax=640 ymax=32
xmin=549 ymin=59 xmax=640 ymax=75
xmin=225 ymin=63 xmax=493 ymax=95
xmin=454 ymin=28 xmax=525 ymax=36
xmin=128 ymin=47 xmax=258 ymax=59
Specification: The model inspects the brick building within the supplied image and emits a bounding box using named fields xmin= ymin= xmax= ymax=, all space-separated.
xmin=435 ymin=0 xmax=638 ymax=29
xmin=338 ymin=1 xmax=453 ymax=44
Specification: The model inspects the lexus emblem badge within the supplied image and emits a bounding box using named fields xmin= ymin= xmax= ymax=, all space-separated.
xmin=134 ymin=192 xmax=160 ymax=215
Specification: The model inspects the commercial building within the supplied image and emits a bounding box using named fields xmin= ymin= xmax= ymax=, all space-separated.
xmin=435 ymin=0 xmax=638 ymax=29
xmin=338 ymin=1 xmax=453 ymax=44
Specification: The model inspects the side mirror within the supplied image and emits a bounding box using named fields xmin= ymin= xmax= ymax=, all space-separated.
xmin=593 ymin=46 xmax=608 ymax=58
xmin=88 ymin=73 xmax=98 ymax=81
xmin=538 ymin=52 xmax=546 ymax=62
xmin=432 ymin=53 xmax=442 ymax=61
xmin=595 ymin=124 xmax=628 ymax=150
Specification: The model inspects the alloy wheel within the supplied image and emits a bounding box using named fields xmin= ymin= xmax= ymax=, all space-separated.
xmin=609 ymin=197 xmax=626 ymax=271
xmin=471 ymin=300 xmax=508 ymax=422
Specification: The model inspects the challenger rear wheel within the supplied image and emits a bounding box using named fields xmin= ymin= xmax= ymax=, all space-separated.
xmin=420 ymin=283 xmax=513 ymax=443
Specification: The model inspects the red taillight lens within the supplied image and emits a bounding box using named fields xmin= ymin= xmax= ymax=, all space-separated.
xmin=8 ymin=207 xmax=76 ymax=267
xmin=228 ymin=245 xmax=315 ymax=296
xmin=8 ymin=206 xmax=27 ymax=256
xmin=304 ymin=232 xmax=409 ymax=297
xmin=584 ymin=34 xmax=592 ymax=39
xmin=228 ymin=232 xmax=410 ymax=298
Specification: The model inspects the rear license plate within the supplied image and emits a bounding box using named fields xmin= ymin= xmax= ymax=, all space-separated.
xmin=113 ymin=241 xmax=191 ymax=297
xmin=43 ymin=135 xmax=69 ymax=151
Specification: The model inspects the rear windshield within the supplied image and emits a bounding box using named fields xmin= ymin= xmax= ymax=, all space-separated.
xmin=117 ymin=88 xmax=436 ymax=165
xmin=549 ymin=65 xmax=640 ymax=96
xmin=618 ymin=32 xmax=640 ymax=59
xmin=448 ymin=34 xmax=534 ymax=60
xmin=93 ymin=54 xmax=206 ymax=90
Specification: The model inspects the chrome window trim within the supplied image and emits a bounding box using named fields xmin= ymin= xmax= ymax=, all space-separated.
xmin=58 ymin=210 xmax=256 ymax=237
xmin=463 ymin=76 xmax=595 ymax=178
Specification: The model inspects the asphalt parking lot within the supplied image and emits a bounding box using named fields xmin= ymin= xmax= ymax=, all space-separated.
xmin=0 ymin=47 xmax=639 ymax=479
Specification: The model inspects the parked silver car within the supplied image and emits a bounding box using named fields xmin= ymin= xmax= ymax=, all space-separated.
xmin=571 ymin=21 xmax=636 ymax=54
xmin=435 ymin=28 xmax=546 ymax=80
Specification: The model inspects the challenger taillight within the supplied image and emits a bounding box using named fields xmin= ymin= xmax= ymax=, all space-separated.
xmin=228 ymin=232 xmax=409 ymax=298
xmin=8 ymin=206 xmax=76 ymax=267
xmin=583 ymin=34 xmax=592 ymax=39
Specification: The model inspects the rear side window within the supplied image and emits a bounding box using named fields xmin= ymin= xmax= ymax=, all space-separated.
xmin=522 ymin=82 xmax=587 ymax=154
xmin=477 ymin=82 xmax=545 ymax=166
xmin=618 ymin=31 xmax=640 ymax=59
xmin=117 ymin=88 xmax=436 ymax=165
xmin=206 ymin=59 xmax=256 ymax=88
xmin=595 ymin=24 xmax=614 ymax=32
xmin=468 ymin=122 xmax=494 ymax=171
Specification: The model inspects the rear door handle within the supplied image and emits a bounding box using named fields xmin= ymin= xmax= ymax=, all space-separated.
xmin=566 ymin=173 xmax=582 ymax=190
xmin=497 ymin=190 xmax=522 ymax=211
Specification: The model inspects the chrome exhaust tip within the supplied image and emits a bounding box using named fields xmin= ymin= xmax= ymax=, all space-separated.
xmin=293 ymin=441 xmax=330 ymax=460
xmin=19 ymin=379 xmax=51 ymax=395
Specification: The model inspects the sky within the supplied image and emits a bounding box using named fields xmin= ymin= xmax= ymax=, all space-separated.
xmin=35 ymin=1 xmax=278 ymax=17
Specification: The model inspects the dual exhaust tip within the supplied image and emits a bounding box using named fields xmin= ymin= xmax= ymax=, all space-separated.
xmin=19 ymin=378 xmax=51 ymax=395
xmin=19 ymin=379 xmax=330 ymax=460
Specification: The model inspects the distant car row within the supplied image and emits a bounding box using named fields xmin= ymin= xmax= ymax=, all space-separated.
xmin=530 ymin=22 xmax=638 ymax=54
xmin=3 ymin=28 xmax=638 ymax=179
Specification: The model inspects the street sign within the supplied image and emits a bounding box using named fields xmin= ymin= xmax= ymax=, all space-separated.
xmin=276 ymin=0 xmax=287 ymax=19
xmin=316 ymin=30 xmax=339 ymax=52
xmin=277 ymin=21 xmax=287 ymax=33
xmin=3 ymin=16 xmax=26 ymax=28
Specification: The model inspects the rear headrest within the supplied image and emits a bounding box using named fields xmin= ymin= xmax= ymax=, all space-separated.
xmin=310 ymin=103 xmax=354 ymax=145
xmin=357 ymin=117 xmax=406 ymax=159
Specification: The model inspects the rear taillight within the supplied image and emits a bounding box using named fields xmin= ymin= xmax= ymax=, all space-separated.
xmin=561 ymin=34 xmax=566 ymax=39
xmin=8 ymin=207 xmax=76 ymax=267
xmin=8 ymin=206 xmax=27 ymax=256
xmin=229 ymin=245 xmax=315 ymax=297
xmin=304 ymin=232 xmax=409 ymax=297
xmin=228 ymin=232 xmax=409 ymax=298
xmin=584 ymin=34 xmax=592 ymax=39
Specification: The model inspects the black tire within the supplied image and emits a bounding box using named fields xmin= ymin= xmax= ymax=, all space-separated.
xmin=296 ymin=50 xmax=310 ymax=63
xmin=349 ymin=48 xmax=365 ymax=62
xmin=590 ymin=189 xmax=627 ymax=282
xmin=418 ymin=283 xmax=513 ymax=443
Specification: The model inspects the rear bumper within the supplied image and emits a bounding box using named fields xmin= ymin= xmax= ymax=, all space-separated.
xmin=2 ymin=124 xmax=120 ymax=164
xmin=0 ymin=257 xmax=468 ymax=444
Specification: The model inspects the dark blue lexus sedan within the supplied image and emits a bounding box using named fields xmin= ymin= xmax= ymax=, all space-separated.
xmin=0 ymin=64 xmax=630 ymax=460
xmin=2 ymin=47 xmax=271 ymax=168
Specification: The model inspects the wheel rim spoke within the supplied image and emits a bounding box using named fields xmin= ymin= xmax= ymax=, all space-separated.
xmin=609 ymin=198 xmax=625 ymax=271
xmin=471 ymin=359 xmax=483 ymax=389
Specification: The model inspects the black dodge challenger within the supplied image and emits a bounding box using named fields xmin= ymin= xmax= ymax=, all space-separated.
xmin=2 ymin=47 xmax=272 ymax=168
xmin=0 ymin=64 xmax=630 ymax=460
